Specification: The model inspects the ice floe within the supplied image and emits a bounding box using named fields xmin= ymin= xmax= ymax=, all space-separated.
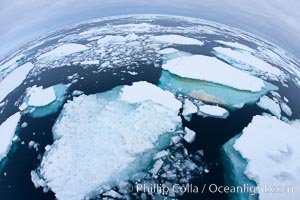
xmin=20 ymin=84 xmax=67 ymax=118
xmin=152 ymin=35 xmax=204 ymax=45
xmin=27 ymin=86 xmax=56 ymax=107
xmin=162 ymin=55 xmax=265 ymax=92
xmin=215 ymin=40 xmax=255 ymax=52
xmin=213 ymin=47 xmax=283 ymax=80
xmin=38 ymin=43 xmax=89 ymax=60
xmin=183 ymin=127 xmax=196 ymax=143
xmin=80 ymin=60 xmax=100 ymax=65
xmin=0 ymin=62 xmax=34 ymax=103
xmin=257 ymin=96 xmax=281 ymax=118
xmin=198 ymin=104 xmax=229 ymax=119
xmin=182 ymin=99 xmax=198 ymax=121
xmin=33 ymin=82 xmax=183 ymax=200
xmin=158 ymin=70 xmax=277 ymax=110
xmin=0 ymin=112 xmax=21 ymax=162
xmin=158 ymin=48 xmax=179 ymax=54
xmin=120 ymin=81 xmax=182 ymax=112
xmin=225 ymin=115 xmax=300 ymax=200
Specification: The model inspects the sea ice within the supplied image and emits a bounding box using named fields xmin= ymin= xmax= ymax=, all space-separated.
xmin=27 ymin=86 xmax=56 ymax=107
xmin=231 ymin=115 xmax=300 ymax=200
xmin=215 ymin=40 xmax=255 ymax=52
xmin=38 ymin=43 xmax=89 ymax=60
xmin=0 ymin=62 xmax=34 ymax=103
xmin=0 ymin=112 xmax=21 ymax=162
xmin=198 ymin=104 xmax=229 ymax=119
xmin=33 ymin=82 xmax=183 ymax=200
xmin=213 ymin=47 xmax=283 ymax=79
xmin=162 ymin=55 xmax=265 ymax=92
xmin=182 ymin=99 xmax=198 ymax=121
xmin=151 ymin=35 xmax=204 ymax=45
xmin=257 ymin=96 xmax=281 ymax=118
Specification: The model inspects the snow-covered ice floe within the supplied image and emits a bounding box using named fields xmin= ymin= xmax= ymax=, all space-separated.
xmin=182 ymin=99 xmax=198 ymax=121
xmin=19 ymin=84 xmax=67 ymax=118
xmin=213 ymin=47 xmax=284 ymax=81
xmin=38 ymin=43 xmax=89 ymax=60
xmin=33 ymin=81 xmax=185 ymax=200
xmin=215 ymin=40 xmax=255 ymax=52
xmin=0 ymin=62 xmax=34 ymax=103
xmin=162 ymin=55 xmax=264 ymax=92
xmin=222 ymin=115 xmax=300 ymax=200
xmin=0 ymin=112 xmax=21 ymax=162
xmin=198 ymin=104 xmax=229 ymax=119
xmin=257 ymin=96 xmax=282 ymax=118
xmin=159 ymin=55 xmax=277 ymax=109
xmin=151 ymin=34 xmax=204 ymax=45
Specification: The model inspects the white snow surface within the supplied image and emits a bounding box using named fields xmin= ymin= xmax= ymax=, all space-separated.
xmin=215 ymin=40 xmax=255 ymax=52
xmin=162 ymin=55 xmax=265 ymax=92
xmin=234 ymin=115 xmax=300 ymax=200
xmin=257 ymin=96 xmax=281 ymax=118
xmin=35 ymin=82 xmax=182 ymax=200
xmin=27 ymin=86 xmax=56 ymax=107
xmin=182 ymin=99 xmax=198 ymax=119
xmin=183 ymin=127 xmax=196 ymax=144
xmin=152 ymin=35 xmax=204 ymax=45
xmin=38 ymin=43 xmax=89 ymax=60
xmin=158 ymin=48 xmax=179 ymax=54
xmin=0 ymin=112 xmax=21 ymax=162
xmin=214 ymin=47 xmax=282 ymax=77
xmin=198 ymin=104 xmax=229 ymax=118
xmin=0 ymin=62 xmax=34 ymax=103
xmin=120 ymin=81 xmax=182 ymax=112
xmin=97 ymin=34 xmax=138 ymax=44
xmin=80 ymin=60 xmax=100 ymax=65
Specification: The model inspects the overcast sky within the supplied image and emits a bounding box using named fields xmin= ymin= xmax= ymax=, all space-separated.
xmin=0 ymin=0 xmax=299 ymax=59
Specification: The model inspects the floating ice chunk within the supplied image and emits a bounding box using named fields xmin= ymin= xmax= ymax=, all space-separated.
xmin=257 ymin=96 xmax=281 ymax=118
xmin=198 ymin=104 xmax=229 ymax=119
xmin=80 ymin=60 xmax=100 ymax=65
xmin=158 ymin=48 xmax=179 ymax=54
xmin=0 ymin=112 xmax=21 ymax=162
xmin=97 ymin=34 xmax=138 ymax=44
xmin=183 ymin=127 xmax=196 ymax=143
xmin=215 ymin=40 xmax=254 ymax=52
xmin=103 ymin=190 xmax=123 ymax=199
xmin=162 ymin=55 xmax=265 ymax=92
xmin=150 ymin=159 xmax=164 ymax=175
xmin=34 ymin=83 xmax=182 ymax=200
xmin=31 ymin=170 xmax=47 ymax=188
xmin=72 ymin=90 xmax=84 ymax=97
xmin=127 ymin=71 xmax=138 ymax=75
xmin=232 ymin=115 xmax=300 ymax=200
xmin=120 ymin=81 xmax=182 ymax=112
xmin=27 ymin=86 xmax=56 ymax=107
xmin=182 ymin=99 xmax=197 ymax=121
xmin=21 ymin=84 xmax=67 ymax=118
xmin=154 ymin=150 xmax=169 ymax=160
xmin=38 ymin=43 xmax=89 ymax=60
xmin=213 ymin=47 xmax=282 ymax=78
xmin=152 ymin=35 xmax=204 ymax=45
xmin=280 ymin=102 xmax=292 ymax=116
xmin=0 ymin=62 xmax=34 ymax=103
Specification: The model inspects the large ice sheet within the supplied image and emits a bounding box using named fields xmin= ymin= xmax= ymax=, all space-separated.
xmin=232 ymin=115 xmax=300 ymax=200
xmin=152 ymin=35 xmax=204 ymax=45
xmin=0 ymin=112 xmax=21 ymax=162
xmin=33 ymin=82 xmax=182 ymax=200
xmin=38 ymin=43 xmax=89 ymax=60
xmin=162 ymin=55 xmax=264 ymax=92
xmin=0 ymin=62 xmax=34 ymax=103
xmin=158 ymin=70 xmax=277 ymax=110
xmin=213 ymin=47 xmax=283 ymax=79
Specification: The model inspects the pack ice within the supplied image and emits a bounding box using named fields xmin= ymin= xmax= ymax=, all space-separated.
xmin=32 ymin=82 xmax=183 ymax=200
